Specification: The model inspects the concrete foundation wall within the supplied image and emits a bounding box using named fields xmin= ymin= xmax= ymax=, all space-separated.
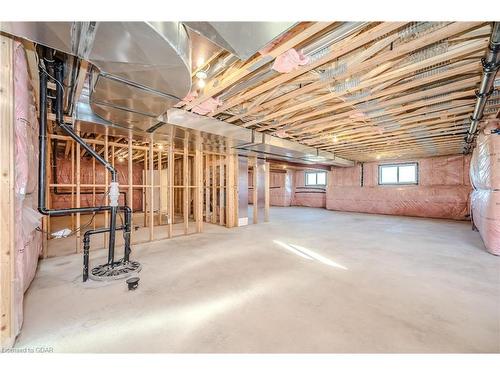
xmin=291 ymin=170 xmax=326 ymax=208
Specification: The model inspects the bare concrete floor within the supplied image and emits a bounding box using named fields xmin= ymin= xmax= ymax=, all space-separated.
xmin=15 ymin=207 xmax=500 ymax=353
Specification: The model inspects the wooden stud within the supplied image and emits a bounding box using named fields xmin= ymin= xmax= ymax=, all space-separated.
xmin=127 ymin=133 xmax=134 ymax=243
xmin=75 ymin=122 xmax=81 ymax=253
xmin=183 ymin=139 xmax=189 ymax=234
xmin=0 ymin=34 xmax=15 ymax=349
xmin=168 ymin=136 xmax=174 ymax=238
xmin=211 ymin=154 xmax=217 ymax=224
xmin=158 ymin=145 xmax=164 ymax=227
xmin=103 ymin=127 xmax=109 ymax=247
xmin=251 ymin=157 xmax=258 ymax=224
xmin=225 ymin=151 xmax=236 ymax=228
xmin=194 ymin=138 xmax=203 ymax=233
xmin=149 ymin=136 xmax=154 ymax=241
xmin=219 ymin=155 xmax=225 ymax=226
xmin=204 ymin=154 xmax=210 ymax=223
xmin=143 ymin=149 xmax=147 ymax=228
xmin=265 ymin=161 xmax=270 ymax=222
xmin=71 ymin=142 xmax=75 ymax=231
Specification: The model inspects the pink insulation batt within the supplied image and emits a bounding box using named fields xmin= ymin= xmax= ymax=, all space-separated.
xmin=272 ymin=49 xmax=309 ymax=73
xmin=13 ymin=42 xmax=43 ymax=337
xmin=269 ymin=171 xmax=292 ymax=207
xmin=327 ymin=155 xmax=471 ymax=220
xmin=51 ymin=157 xmax=144 ymax=211
xmin=191 ymin=97 xmax=222 ymax=115
xmin=470 ymin=121 xmax=500 ymax=255
xmin=292 ymin=170 xmax=326 ymax=208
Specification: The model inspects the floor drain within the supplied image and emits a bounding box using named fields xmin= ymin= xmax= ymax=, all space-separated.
xmin=89 ymin=259 xmax=142 ymax=281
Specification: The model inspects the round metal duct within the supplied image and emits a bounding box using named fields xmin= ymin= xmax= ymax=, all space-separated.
xmin=0 ymin=21 xmax=192 ymax=131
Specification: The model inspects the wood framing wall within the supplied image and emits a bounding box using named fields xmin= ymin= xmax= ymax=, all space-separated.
xmin=44 ymin=125 xmax=243 ymax=257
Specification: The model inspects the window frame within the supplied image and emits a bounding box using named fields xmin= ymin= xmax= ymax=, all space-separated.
xmin=378 ymin=162 xmax=419 ymax=186
xmin=305 ymin=170 xmax=327 ymax=187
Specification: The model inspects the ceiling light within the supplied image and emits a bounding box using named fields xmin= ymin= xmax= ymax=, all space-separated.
xmin=118 ymin=156 xmax=125 ymax=163
xmin=376 ymin=155 xmax=381 ymax=160
xmin=157 ymin=144 xmax=164 ymax=150
xmin=332 ymin=135 xmax=338 ymax=143
xmin=195 ymin=70 xmax=208 ymax=80
xmin=197 ymin=79 xmax=206 ymax=89
xmin=197 ymin=56 xmax=205 ymax=68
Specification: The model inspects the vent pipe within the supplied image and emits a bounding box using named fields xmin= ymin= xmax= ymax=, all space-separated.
xmin=464 ymin=22 xmax=500 ymax=151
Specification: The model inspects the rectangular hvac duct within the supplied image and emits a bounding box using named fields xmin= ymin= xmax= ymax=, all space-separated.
xmin=184 ymin=22 xmax=297 ymax=61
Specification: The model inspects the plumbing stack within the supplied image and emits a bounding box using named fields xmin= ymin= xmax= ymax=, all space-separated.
xmin=464 ymin=22 xmax=500 ymax=152
xmin=37 ymin=50 xmax=141 ymax=281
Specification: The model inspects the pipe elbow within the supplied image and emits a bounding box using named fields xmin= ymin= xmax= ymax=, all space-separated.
xmin=37 ymin=207 xmax=49 ymax=216
xmin=120 ymin=206 xmax=132 ymax=215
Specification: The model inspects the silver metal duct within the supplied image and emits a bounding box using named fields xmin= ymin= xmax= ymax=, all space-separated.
xmin=218 ymin=22 xmax=368 ymax=102
xmin=74 ymin=99 xmax=353 ymax=166
xmin=184 ymin=22 xmax=296 ymax=61
xmin=166 ymin=109 xmax=353 ymax=166
xmin=465 ymin=22 xmax=500 ymax=150
xmin=0 ymin=22 xmax=192 ymax=131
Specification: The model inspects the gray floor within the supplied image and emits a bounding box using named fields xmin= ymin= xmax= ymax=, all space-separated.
xmin=15 ymin=207 xmax=500 ymax=353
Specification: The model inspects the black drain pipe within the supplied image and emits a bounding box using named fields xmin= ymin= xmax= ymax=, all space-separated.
xmin=38 ymin=53 xmax=136 ymax=280
xmin=38 ymin=57 xmax=112 ymax=217
xmin=464 ymin=22 xmax=500 ymax=152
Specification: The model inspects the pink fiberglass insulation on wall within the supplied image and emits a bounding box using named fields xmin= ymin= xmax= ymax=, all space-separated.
xmin=51 ymin=156 xmax=144 ymax=211
xmin=13 ymin=42 xmax=43 ymax=337
xmin=292 ymin=170 xmax=326 ymax=208
xmin=269 ymin=171 xmax=292 ymax=206
xmin=470 ymin=121 xmax=500 ymax=255
xmin=327 ymin=155 xmax=471 ymax=220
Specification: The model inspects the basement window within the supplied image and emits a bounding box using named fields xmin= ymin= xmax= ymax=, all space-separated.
xmin=378 ymin=163 xmax=418 ymax=185
xmin=305 ymin=171 xmax=327 ymax=186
